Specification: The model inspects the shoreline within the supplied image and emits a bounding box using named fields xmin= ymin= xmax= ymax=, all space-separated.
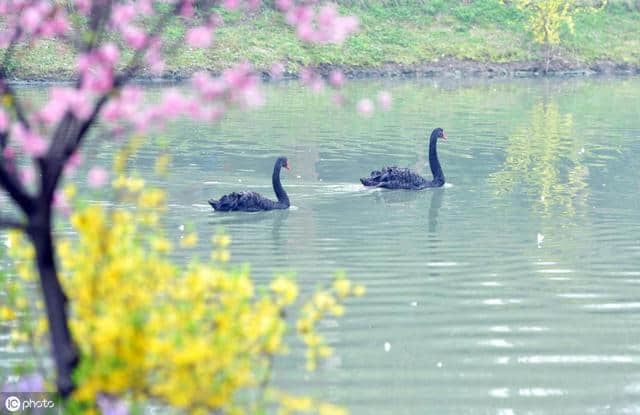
xmin=8 ymin=58 xmax=640 ymax=83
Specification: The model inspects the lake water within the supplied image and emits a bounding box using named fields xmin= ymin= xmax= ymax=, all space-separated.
xmin=2 ymin=77 xmax=640 ymax=414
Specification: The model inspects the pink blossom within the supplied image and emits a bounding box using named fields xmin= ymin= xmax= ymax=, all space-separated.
xmin=88 ymin=166 xmax=108 ymax=188
xmin=356 ymin=98 xmax=374 ymax=117
xmin=74 ymin=0 xmax=91 ymax=14
xmin=11 ymin=123 xmax=48 ymax=157
xmin=39 ymin=10 xmax=69 ymax=37
xmin=40 ymin=88 xmax=92 ymax=124
xmin=40 ymin=96 xmax=67 ymax=125
xmin=300 ymin=67 xmax=315 ymax=84
xmin=377 ymin=90 xmax=392 ymax=110
xmin=239 ymin=87 xmax=264 ymax=108
xmin=275 ymin=0 xmax=293 ymax=11
xmin=186 ymin=26 xmax=213 ymax=48
xmin=102 ymin=86 xmax=142 ymax=123
xmin=52 ymin=190 xmax=70 ymax=215
xmin=329 ymin=69 xmax=344 ymax=88
xmin=122 ymin=25 xmax=146 ymax=50
xmin=145 ymin=38 xmax=165 ymax=74
xmin=112 ymin=4 xmax=136 ymax=28
xmin=82 ymin=64 xmax=114 ymax=93
xmin=318 ymin=3 xmax=338 ymax=27
xmin=137 ymin=0 xmax=153 ymax=15
xmin=296 ymin=23 xmax=316 ymax=43
xmin=19 ymin=166 xmax=36 ymax=184
xmin=270 ymin=62 xmax=285 ymax=80
xmin=286 ymin=5 xmax=313 ymax=26
xmin=180 ymin=0 xmax=194 ymax=17
xmin=331 ymin=93 xmax=345 ymax=106
xmin=310 ymin=77 xmax=324 ymax=93
xmin=0 ymin=109 xmax=9 ymax=132
xmin=23 ymin=134 xmax=48 ymax=157
xmin=222 ymin=0 xmax=240 ymax=9
xmin=64 ymin=152 xmax=82 ymax=175
xmin=76 ymin=54 xmax=90 ymax=74
xmin=68 ymin=92 xmax=92 ymax=120
xmin=3 ymin=147 xmax=15 ymax=160
xmin=20 ymin=7 xmax=42 ymax=33
xmin=99 ymin=43 xmax=120 ymax=66
xmin=192 ymin=72 xmax=226 ymax=100
xmin=223 ymin=62 xmax=253 ymax=90
xmin=160 ymin=89 xmax=188 ymax=118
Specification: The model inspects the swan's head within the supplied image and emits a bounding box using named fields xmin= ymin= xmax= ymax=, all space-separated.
xmin=431 ymin=128 xmax=447 ymax=141
xmin=277 ymin=156 xmax=290 ymax=171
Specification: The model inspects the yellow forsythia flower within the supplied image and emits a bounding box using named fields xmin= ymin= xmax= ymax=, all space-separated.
xmin=0 ymin=306 xmax=16 ymax=321
xmin=180 ymin=232 xmax=198 ymax=248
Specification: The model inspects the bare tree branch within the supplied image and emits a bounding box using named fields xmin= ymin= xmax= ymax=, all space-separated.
xmin=0 ymin=162 xmax=35 ymax=215
xmin=0 ymin=216 xmax=28 ymax=231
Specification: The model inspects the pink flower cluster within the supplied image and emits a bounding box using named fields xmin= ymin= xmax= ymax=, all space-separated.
xmin=88 ymin=166 xmax=108 ymax=188
xmin=10 ymin=123 xmax=47 ymax=157
xmin=300 ymin=67 xmax=324 ymax=92
xmin=280 ymin=2 xmax=359 ymax=45
xmin=77 ymin=43 xmax=120 ymax=93
xmin=100 ymin=63 xmax=263 ymax=136
xmin=39 ymin=87 xmax=92 ymax=126
xmin=355 ymin=91 xmax=393 ymax=117
xmin=110 ymin=3 xmax=148 ymax=50
xmin=0 ymin=0 xmax=68 ymax=46
xmin=186 ymin=26 xmax=213 ymax=48
xmin=220 ymin=0 xmax=260 ymax=10
xmin=299 ymin=68 xmax=345 ymax=95
xmin=0 ymin=109 xmax=9 ymax=133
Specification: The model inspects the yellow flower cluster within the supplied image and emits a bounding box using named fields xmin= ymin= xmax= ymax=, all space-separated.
xmin=5 ymin=178 xmax=365 ymax=415
xmin=273 ymin=390 xmax=348 ymax=415
xmin=297 ymin=273 xmax=365 ymax=372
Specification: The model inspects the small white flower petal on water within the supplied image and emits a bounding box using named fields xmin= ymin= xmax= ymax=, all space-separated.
xmin=179 ymin=224 xmax=184 ymax=232
xmin=537 ymin=233 xmax=544 ymax=248
xmin=437 ymin=362 xmax=443 ymax=368
xmin=410 ymin=301 xmax=418 ymax=307
xmin=580 ymin=148 xmax=585 ymax=154
xmin=384 ymin=342 xmax=391 ymax=352
xmin=238 ymin=179 xmax=242 ymax=182
xmin=297 ymin=175 xmax=301 ymax=179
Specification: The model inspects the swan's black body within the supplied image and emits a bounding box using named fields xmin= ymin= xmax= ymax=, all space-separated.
xmin=209 ymin=157 xmax=290 ymax=212
xmin=360 ymin=128 xmax=446 ymax=190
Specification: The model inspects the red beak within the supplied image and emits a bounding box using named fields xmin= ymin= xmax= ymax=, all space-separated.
xmin=284 ymin=163 xmax=291 ymax=171
xmin=442 ymin=133 xmax=447 ymax=141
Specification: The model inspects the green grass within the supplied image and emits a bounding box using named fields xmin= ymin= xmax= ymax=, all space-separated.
xmin=5 ymin=0 xmax=640 ymax=79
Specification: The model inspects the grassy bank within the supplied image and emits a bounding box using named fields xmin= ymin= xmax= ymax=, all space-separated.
xmin=6 ymin=0 xmax=640 ymax=80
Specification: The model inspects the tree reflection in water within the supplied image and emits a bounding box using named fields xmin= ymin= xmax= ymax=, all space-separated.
xmin=489 ymin=101 xmax=589 ymax=216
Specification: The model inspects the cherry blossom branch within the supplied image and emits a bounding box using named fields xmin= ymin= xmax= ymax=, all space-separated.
xmin=0 ymin=162 xmax=35 ymax=214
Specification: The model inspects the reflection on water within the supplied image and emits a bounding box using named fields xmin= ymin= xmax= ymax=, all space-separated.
xmin=3 ymin=77 xmax=640 ymax=414
xmin=488 ymin=102 xmax=589 ymax=216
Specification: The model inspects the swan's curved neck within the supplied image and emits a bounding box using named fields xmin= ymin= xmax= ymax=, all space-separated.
xmin=272 ymin=163 xmax=289 ymax=207
xmin=428 ymin=134 xmax=444 ymax=183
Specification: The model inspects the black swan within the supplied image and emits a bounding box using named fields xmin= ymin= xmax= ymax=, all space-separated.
xmin=208 ymin=157 xmax=291 ymax=211
xmin=360 ymin=128 xmax=447 ymax=189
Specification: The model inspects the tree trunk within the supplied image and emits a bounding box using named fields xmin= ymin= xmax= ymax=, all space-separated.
xmin=28 ymin=208 xmax=78 ymax=398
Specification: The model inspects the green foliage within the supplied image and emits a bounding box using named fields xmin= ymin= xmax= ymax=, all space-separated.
xmin=4 ymin=0 xmax=639 ymax=80
xmin=515 ymin=0 xmax=607 ymax=46
xmin=453 ymin=0 xmax=523 ymax=25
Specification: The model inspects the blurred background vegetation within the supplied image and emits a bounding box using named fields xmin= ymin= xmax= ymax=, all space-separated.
xmin=5 ymin=0 xmax=639 ymax=79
